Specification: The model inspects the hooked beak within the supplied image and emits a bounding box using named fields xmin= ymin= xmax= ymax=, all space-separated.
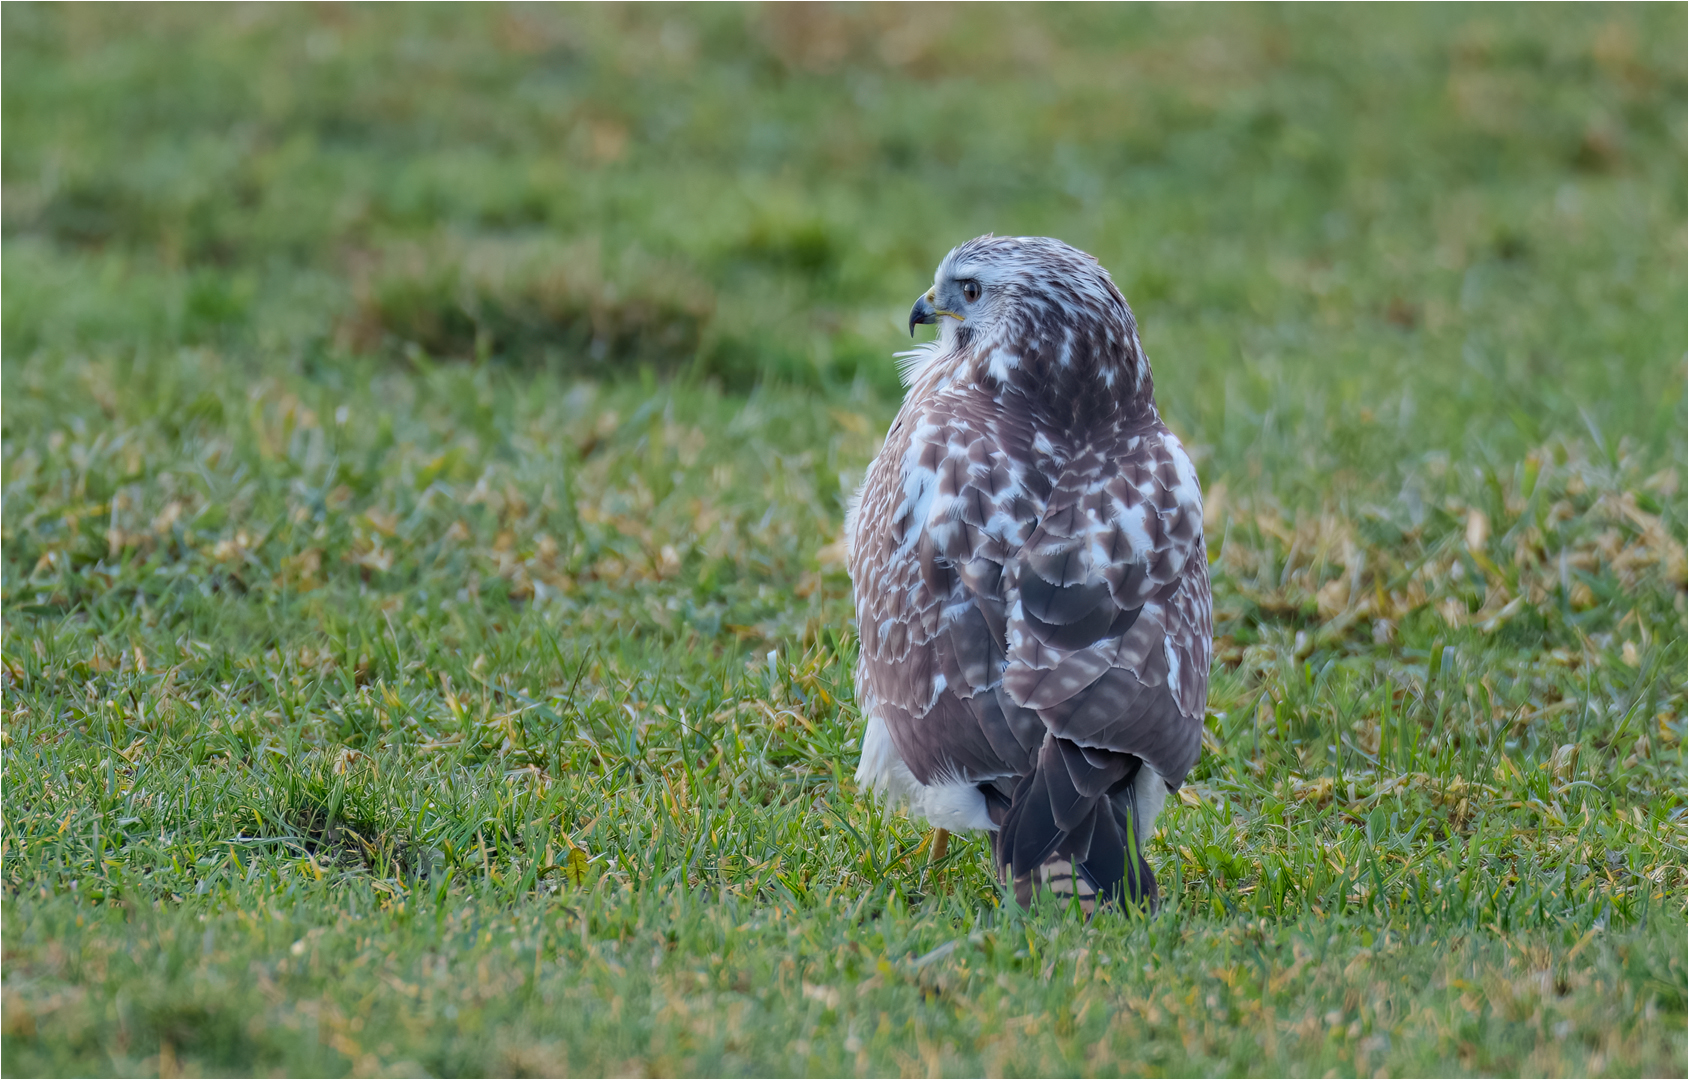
xmin=908 ymin=291 xmax=962 ymax=337
xmin=908 ymin=292 xmax=937 ymax=337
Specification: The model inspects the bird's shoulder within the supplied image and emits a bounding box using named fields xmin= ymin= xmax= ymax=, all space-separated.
xmin=853 ymin=385 xmax=1205 ymax=567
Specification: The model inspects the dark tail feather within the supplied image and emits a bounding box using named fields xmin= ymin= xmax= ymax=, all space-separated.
xmin=994 ymin=735 xmax=1158 ymax=913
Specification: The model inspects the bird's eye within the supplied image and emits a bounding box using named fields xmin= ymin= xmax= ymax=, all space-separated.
xmin=961 ymin=280 xmax=981 ymax=303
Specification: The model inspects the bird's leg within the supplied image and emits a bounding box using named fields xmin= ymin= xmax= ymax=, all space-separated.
xmin=927 ymin=828 xmax=950 ymax=864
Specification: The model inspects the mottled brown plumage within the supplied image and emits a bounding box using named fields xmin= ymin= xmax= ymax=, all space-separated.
xmin=848 ymin=236 xmax=1212 ymax=910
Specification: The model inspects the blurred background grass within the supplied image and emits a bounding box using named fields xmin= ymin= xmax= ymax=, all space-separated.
xmin=5 ymin=3 xmax=1684 ymax=485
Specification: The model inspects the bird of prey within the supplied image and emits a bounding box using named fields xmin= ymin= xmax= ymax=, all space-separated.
xmin=847 ymin=235 xmax=1211 ymax=912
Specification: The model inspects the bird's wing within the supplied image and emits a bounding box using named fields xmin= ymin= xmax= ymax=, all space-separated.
xmin=997 ymin=422 xmax=1211 ymax=788
xmin=850 ymin=390 xmax=1210 ymax=791
xmin=850 ymin=389 xmax=1053 ymax=787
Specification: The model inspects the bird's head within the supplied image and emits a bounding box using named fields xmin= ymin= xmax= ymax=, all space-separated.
xmin=906 ymin=235 xmax=1151 ymax=413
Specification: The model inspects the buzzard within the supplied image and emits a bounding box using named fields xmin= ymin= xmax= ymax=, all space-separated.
xmin=847 ymin=236 xmax=1212 ymax=912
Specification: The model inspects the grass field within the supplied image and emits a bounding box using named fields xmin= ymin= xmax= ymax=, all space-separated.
xmin=3 ymin=5 xmax=1686 ymax=1076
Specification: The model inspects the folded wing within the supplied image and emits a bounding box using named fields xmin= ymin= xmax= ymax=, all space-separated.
xmin=850 ymin=389 xmax=1211 ymax=795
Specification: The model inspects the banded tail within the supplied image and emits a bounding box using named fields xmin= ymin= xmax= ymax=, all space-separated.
xmin=992 ymin=735 xmax=1167 ymax=914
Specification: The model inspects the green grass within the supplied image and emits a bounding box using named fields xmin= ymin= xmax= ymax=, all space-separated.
xmin=3 ymin=4 xmax=1685 ymax=1076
